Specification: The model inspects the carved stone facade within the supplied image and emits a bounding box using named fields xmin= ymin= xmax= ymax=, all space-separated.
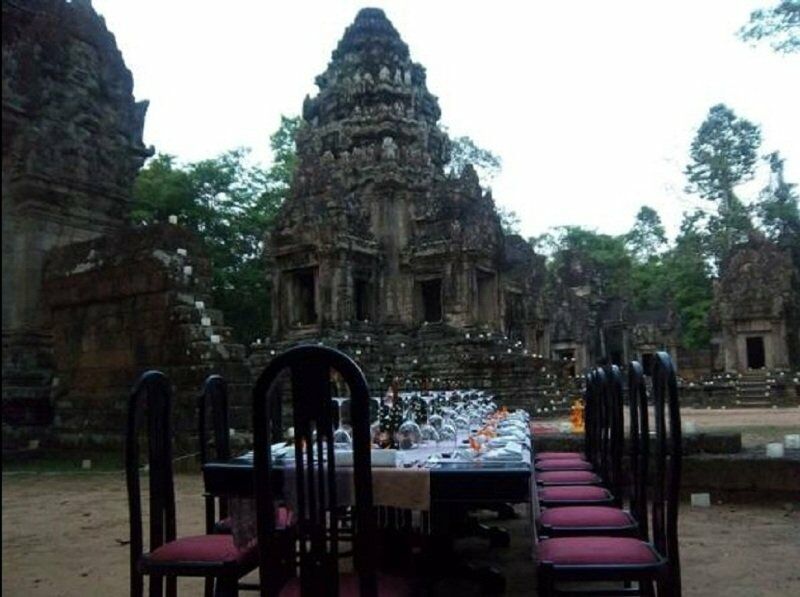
xmin=265 ymin=8 xmax=548 ymax=407
xmin=41 ymin=225 xmax=250 ymax=446
xmin=712 ymin=234 xmax=800 ymax=372
xmin=2 ymin=0 xmax=151 ymax=438
xmin=548 ymin=250 xmax=679 ymax=375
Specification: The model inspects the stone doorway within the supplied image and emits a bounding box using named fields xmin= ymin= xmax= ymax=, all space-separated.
xmin=556 ymin=349 xmax=576 ymax=377
xmin=354 ymin=278 xmax=373 ymax=322
xmin=289 ymin=268 xmax=317 ymax=325
xmin=746 ymin=336 xmax=766 ymax=369
xmin=417 ymin=278 xmax=442 ymax=323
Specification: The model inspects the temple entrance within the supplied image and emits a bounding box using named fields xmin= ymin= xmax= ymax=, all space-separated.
xmin=289 ymin=268 xmax=317 ymax=325
xmin=476 ymin=270 xmax=497 ymax=324
xmin=556 ymin=349 xmax=576 ymax=377
xmin=417 ymin=278 xmax=442 ymax=323
xmin=746 ymin=336 xmax=765 ymax=369
xmin=504 ymin=291 xmax=524 ymax=343
xmin=354 ymin=278 xmax=373 ymax=322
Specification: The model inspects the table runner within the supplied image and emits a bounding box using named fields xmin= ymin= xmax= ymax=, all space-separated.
xmin=229 ymin=463 xmax=430 ymax=549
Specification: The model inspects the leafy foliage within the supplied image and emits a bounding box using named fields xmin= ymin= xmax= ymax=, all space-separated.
xmin=685 ymin=104 xmax=761 ymax=263
xmin=625 ymin=205 xmax=667 ymax=262
xmin=497 ymin=206 xmax=522 ymax=235
xmin=445 ymin=133 xmax=502 ymax=186
xmin=546 ymin=226 xmax=633 ymax=299
xmin=663 ymin=212 xmax=715 ymax=348
xmin=131 ymin=117 xmax=301 ymax=343
xmin=685 ymin=104 xmax=762 ymax=204
xmin=757 ymin=151 xmax=800 ymax=261
xmin=738 ymin=0 xmax=800 ymax=53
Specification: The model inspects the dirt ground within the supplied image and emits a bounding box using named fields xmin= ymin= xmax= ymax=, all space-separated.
xmin=3 ymin=471 xmax=799 ymax=597
xmin=677 ymin=406 xmax=800 ymax=449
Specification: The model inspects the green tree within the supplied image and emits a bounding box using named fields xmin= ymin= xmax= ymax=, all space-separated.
xmin=662 ymin=212 xmax=715 ymax=348
xmin=547 ymin=226 xmax=633 ymax=299
xmin=685 ymin=104 xmax=761 ymax=260
xmin=625 ymin=205 xmax=667 ymax=262
xmin=738 ymin=0 xmax=800 ymax=53
xmin=497 ymin=206 xmax=522 ymax=235
xmin=757 ymin=151 xmax=800 ymax=260
xmin=131 ymin=116 xmax=300 ymax=343
xmin=445 ymin=134 xmax=502 ymax=186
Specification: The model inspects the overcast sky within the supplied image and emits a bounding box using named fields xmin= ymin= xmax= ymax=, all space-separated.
xmin=92 ymin=0 xmax=799 ymax=241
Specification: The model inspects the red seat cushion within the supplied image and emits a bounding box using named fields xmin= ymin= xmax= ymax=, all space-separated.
xmin=535 ymin=452 xmax=585 ymax=461
xmin=540 ymin=506 xmax=634 ymax=529
xmin=538 ymin=486 xmax=612 ymax=503
xmin=279 ymin=573 xmax=414 ymax=596
xmin=537 ymin=470 xmax=601 ymax=485
xmin=145 ymin=535 xmax=256 ymax=567
xmin=538 ymin=537 xmax=660 ymax=566
xmin=536 ymin=459 xmax=593 ymax=471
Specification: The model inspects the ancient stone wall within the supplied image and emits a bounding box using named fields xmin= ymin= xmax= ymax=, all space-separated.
xmin=2 ymin=0 xmax=151 ymax=440
xmin=713 ymin=234 xmax=800 ymax=371
xmin=250 ymin=327 xmax=570 ymax=413
xmin=40 ymin=224 xmax=249 ymax=447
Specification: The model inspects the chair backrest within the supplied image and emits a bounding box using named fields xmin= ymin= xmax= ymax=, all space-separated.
xmin=583 ymin=369 xmax=598 ymax=465
xmin=198 ymin=375 xmax=231 ymax=528
xmin=198 ymin=374 xmax=231 ymax=464
xmin=605 ymin=365 xmax=626 ymax=508
xmin=627 ymin=361 xmax=650 ymax=540
xmin=591 ymin=367 xmax=614 ymax=486
xmin=650 ymin=351 xmax=682 ymax=596
xmin=252 ymin=345 xmax=377 ymax=597
xmin=125 ymin=370 xmax=177 ymax=597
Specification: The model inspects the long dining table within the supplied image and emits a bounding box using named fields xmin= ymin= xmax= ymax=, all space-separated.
xmin=202 ymin=423 xmax=534 ymax=591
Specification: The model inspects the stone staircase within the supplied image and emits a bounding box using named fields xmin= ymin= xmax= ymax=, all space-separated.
xmin=2 ymin=333 xmax=55 ymax=451
xmin=734 ymin=371 xmax=771 ymax=408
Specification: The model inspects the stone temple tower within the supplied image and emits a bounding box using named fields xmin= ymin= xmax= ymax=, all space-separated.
xmin=271 ymin=8 xmax=528 ymax=337
xmin=263 ymin=8 xmax=551 ymax=406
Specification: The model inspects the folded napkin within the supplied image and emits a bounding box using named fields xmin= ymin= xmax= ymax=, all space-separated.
xmin=482 ymin=443 xmax=524 ymax=461
xmin=271 ymin=443 xmax=292 ymax=459
xmin=497 ymin=428 xmax=527 ymax=442
xmin=335 ymin=449 xmax=398 ymax=467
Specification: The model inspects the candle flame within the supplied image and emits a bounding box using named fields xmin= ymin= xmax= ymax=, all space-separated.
xmin=570 ymin=398 xmax=585 ymax=433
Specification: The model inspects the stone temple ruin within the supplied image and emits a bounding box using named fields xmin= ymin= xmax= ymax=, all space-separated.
xmin=712 ymin=233 xmax=799 ymax=372
xmin=2 ymin=0 xmax=250 ymax=448
xmin=2 ymin=3 xmax=798 ymax=448
xmin=258 ymin=8 xmax=551 ymax=409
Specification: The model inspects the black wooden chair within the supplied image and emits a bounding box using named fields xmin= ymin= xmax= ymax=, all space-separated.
xmin=537 ymin=370 xmax=616 ymax=508
xmin=199 ymin=375 xmax=232 ymax=536
xmin=251 ymin=345 xmax=417 ymax=596
xmin=536 ymin=367 xmax=617 ymax=488
xmin=535 ymin=373 xmax=593 ymax=465
xmin=537 ymin=365 xmax=642 ymax=539
xmin=535 ymin=352 xmax=683 ymax=596
xmin=126 ymin=370 xmax=258 ymax=597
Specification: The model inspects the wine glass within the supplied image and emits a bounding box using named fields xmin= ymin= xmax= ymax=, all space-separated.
xmin=369 ymin=396 xmax=383 ymax=445
xmin=419 ymin=392 xmax=440 ymax=445
xmin=396 ymin=413 xmax=421 ymax=450
xmin=332 ymin=396 xmax=352 ymax=447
